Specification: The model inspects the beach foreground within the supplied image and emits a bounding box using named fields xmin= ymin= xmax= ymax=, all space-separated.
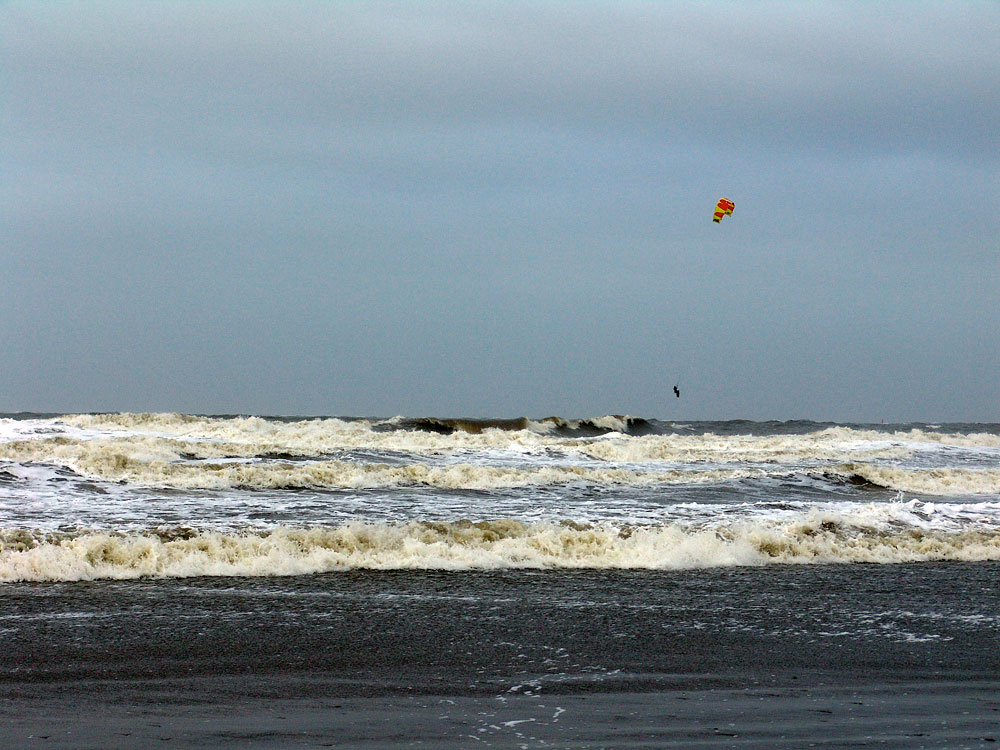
xmin=3 ymin=678 xmax=998 ymax=748
xmin=2 ymin=564 xmax=999 ymax=748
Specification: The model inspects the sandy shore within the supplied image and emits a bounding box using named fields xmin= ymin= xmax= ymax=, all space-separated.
xmin=2 ymin=565 xmax=1000 ymax=747
xmin=2 ymin=676 xmax=999 ymax=748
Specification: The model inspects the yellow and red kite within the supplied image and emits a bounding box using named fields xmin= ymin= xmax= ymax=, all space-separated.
xmin=712 ymin=198 xmax=735 ymax=223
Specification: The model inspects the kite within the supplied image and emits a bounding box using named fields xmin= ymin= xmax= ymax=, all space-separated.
xmin=712 ymin=198 xmax=735 ymax=223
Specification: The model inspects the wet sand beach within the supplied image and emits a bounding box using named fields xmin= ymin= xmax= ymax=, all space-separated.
xmin=3 ymin=678 xmax=999 ymax=748
xmin=2 ymin=564 xmax=999 ymax=748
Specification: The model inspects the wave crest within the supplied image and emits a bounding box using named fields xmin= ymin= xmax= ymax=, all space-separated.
xmin=4 ymin=516 xmax=1000 ymax=582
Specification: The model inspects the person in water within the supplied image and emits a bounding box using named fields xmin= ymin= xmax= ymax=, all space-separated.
xmin=673 ymin=385 xmax=680 ymax=398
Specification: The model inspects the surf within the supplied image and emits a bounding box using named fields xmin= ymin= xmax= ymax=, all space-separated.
xmin=5 ymin=513 xmax=1000 ymax=582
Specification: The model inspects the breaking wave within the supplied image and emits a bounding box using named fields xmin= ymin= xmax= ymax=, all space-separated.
xmin=4 ymin=513 xmax=1000 ymax=582
xmin=47 ymin=412 xmax=659 ymax=437
xmin=1 ymin=434 xmax=997 ymax=494
xmin=2 ymin=413 xmax=997 ymax=579
xmin=41 ymin=412 xmax=999 ymax=440
xmin=394 ymin=415 xmax=658 ymax=436
xmin=1 ymin=416 xmax=996 ymax=492
xmin=827 ymin=465 xmax=1000 ymax=496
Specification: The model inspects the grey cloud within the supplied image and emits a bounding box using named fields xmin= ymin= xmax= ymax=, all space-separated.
xmin=9 ymin=3 xmax=998 ymax=153
xmin=2 ymin=1 xmax=998 ymax=419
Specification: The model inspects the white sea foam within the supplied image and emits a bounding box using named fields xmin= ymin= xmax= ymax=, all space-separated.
xmin=814 ymin=426 xmax=1000 ymax=450
xmin=52 ymin=412 xmax=1000 ymax=443
xmin=833 ymin=464 xmax=1000 ymax=496
xmin=577 ymin=432 xmax=913 ymax=464
xmin=2 ymin=415 xmax=996 ymax=565
xmin=2 ymin=427 xmax=997 ymax=494
xmin=37 ymin=414 xmax=998 ymax=464
xmin=0 ymin=440 xmax=766 ymax=489
xmin=3 ymin=510 xmax=1000 ymax=582
xmin=3 ymin=415 xmax=994 ymax=489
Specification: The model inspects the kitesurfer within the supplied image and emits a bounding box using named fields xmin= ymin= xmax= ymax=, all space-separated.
xmin=673 ymin=385 xmax=680 ymax=398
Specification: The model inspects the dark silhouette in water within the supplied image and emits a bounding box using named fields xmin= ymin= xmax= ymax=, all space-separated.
xmin=673 ymin=385 xmax=680 ymax=398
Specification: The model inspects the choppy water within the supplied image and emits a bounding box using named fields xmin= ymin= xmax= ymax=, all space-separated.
xmin=1 ymin=413 xmax=998 ymax=581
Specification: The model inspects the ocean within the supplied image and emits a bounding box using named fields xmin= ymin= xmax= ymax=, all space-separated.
xmin=2 ymin=413 xmax=999 ymax=748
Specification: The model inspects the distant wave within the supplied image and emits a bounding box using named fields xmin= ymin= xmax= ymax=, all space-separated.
xmin=3 ymin=422 xmax=998 ymax=495
xmin=15 ymin=412 xmax=997 ymax=445
xmin=4 ymin=512 xmax=1000 ymax=582
xmin=3 ymin=443 xmax=998 ymax=495
xmin=0 ymin=449 xmax=770 ymax=490
xmin=392 ymin=415 xmax=658 ymax=436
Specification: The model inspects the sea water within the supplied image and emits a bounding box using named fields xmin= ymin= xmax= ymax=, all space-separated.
xmin=1 ymin=413 xmax=998 ymax=581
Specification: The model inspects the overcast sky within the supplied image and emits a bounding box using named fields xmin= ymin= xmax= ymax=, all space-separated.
xmin=3 ymin=1 xmax=998 ymax=421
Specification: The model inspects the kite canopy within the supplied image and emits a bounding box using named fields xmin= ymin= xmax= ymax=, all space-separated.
xmin=713 ymin=198 xmax=735 ymax=223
